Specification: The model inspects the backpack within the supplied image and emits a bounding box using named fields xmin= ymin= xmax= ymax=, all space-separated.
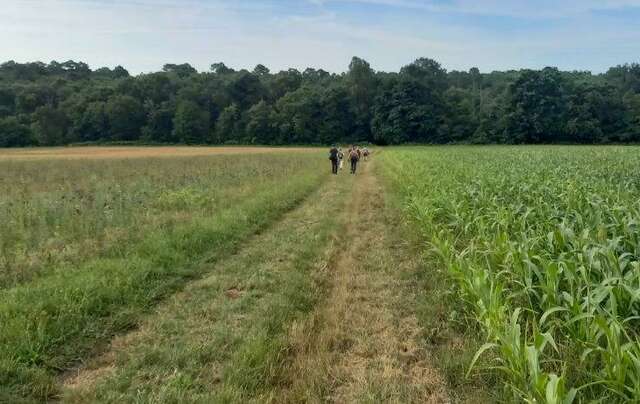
xmin=349 ymin=150 xmax=359 ymax=160
xmin=329 ymin=148 xmax=339 ymax=160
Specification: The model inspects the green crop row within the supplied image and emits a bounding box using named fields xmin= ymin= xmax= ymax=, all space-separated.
xmin=381 ymin=146 xmax=640 ymax=402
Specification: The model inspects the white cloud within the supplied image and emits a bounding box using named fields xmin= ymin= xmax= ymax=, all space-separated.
xmin=314 ymin=0 xmax=640 ymax=18
xmin=0 ymin=0 xmax=639 ymax=74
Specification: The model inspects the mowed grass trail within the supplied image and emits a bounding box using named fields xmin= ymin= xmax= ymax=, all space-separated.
xmin=271 ymin=160 xmax=449 ymax=403
xmin=0 ymin=148 xmax=326 ymax=402
xmin=61 ymin=165 xmax=353 ymax=403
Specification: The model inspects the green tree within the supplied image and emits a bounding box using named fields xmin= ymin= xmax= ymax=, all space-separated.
xmin=245 ymin=100 xmax=275 ymax=144
xmin=268 ymin=69 xmax=302 ymax=101
xmin=173 ymin=100 xmax=210 ymax=144
xmin=76 ymin=101 xmax=109 ymax=142
xmin=273 ymin=86 xmax=321 ymax=144
xmin=105 ymin=95 xmax=145 ymax=141
xmin=442 ymin=87 xmax=477 ymax=142
xmin=346 ymin=56 xmax=376 ymax=140
xmin=142 ymin=102 xmax=176 ymax=142
xmin=317 ymin=84 xmax=354 ymax=144
xmin=0 ymin=116 xmax=34 ymax=147
xmin=32 ymin=105 xmax=70 ymax=145
xmin=215 ymin=103 xmax=242 ymax=144
xmin=505 ymin=68 xmax=569 ymax=143
xmin=622 ymin=91 xmax=640 ymax=141
xmin=400 ymin=57 xmax=448 ymax=90
xmin=210 ymin=62 xmax=234 ymax=75
xmin=371 ymin=77 xmax=445 ymax=144
xmin=162 ymin=63 xmax=197 ymax=78
xmin=253 ymin=64 xmax=270 ymax=76
xmin=0 ymin=88 xmax=15 ymax=118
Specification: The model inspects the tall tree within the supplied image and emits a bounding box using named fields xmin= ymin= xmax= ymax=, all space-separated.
xmin=173 ymin=100 xmax=210 ymax=144
xmin=31 ymin=105 xmax=69 ymax=145
xmin=505 ymin=68 xmax=569 ymax=143
xmin=0 ymin=117 xmax=33 ymax=147
xmin=346 ymin=56 xmax=377 ymax=140
xmin=105 ymin=95 xmax=145 ymax=141
xmin=245 ymin=100 xmax=275 ymax=144
xmin=215 ymin=103 xmax=242 ymax=143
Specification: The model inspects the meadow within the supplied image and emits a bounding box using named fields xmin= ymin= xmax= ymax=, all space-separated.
xmin=381 ymin=146 xmax=640 ymax=402
xmin=0 ymin=147 xmax=325 ymax=401
xmin=6 ymin=145 xmax=640 ymax=403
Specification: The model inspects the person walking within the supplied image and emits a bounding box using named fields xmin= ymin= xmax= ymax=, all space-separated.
xmin=349 ymin=145 xmax=360 ymax=174
xmin=329 ymin=145 xmax=339 ymax=174
xmin=338 ymin=148 xmax=344 ymax=170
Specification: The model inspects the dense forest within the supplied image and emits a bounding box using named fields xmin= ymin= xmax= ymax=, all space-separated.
xmin=0 ymin=57 xmax=639 ymax=147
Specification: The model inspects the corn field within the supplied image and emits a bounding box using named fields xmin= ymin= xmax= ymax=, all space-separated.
xmin=381 ymin=146 xmax=640 ymax=402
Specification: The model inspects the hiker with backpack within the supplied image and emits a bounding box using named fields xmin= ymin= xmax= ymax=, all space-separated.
xmin=362 ymin=146 xmax=370 ymax=161
xmin=349 ymin=145 xmax=360 ymax=174
xmin=338 ymin=148 xmax=344 ymax=170
xmin=329 ymin=145 xmax=339 ymax=174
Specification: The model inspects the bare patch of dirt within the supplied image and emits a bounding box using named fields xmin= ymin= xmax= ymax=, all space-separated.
xmin=60 ymin=331 xmax=136 ymax=394
xmin=224 ymin=287 xmax=243 ymax=299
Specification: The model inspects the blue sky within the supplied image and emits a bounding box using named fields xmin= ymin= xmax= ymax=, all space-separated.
xmin=1 ymin=0 xmax=640 ymax=74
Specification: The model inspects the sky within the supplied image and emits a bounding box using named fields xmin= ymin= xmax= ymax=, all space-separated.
xmin=1 ymin=0 xmax=640 ymax=75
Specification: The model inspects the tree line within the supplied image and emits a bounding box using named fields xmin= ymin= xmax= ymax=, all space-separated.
xmin=0 ymin=57 xmax=639 ymax=147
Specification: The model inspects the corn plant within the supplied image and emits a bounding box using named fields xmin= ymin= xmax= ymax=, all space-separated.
xmin=381 ymin=146 xmax=640 ymax=402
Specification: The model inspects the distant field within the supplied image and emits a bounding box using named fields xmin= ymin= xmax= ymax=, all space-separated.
xmin=0 ymin=146 xmax=315 ymax=160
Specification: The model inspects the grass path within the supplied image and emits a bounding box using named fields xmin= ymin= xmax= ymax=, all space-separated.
xmin=60 ymin=158 xmax=448 ymax=403
xmin=275 ymin=160 xmax=449 ymax=403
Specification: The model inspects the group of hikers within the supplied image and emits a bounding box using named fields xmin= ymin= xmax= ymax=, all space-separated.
xmin=329 ymin=145 xmax=370 ymax=175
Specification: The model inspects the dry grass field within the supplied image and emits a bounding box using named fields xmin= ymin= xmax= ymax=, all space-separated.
xmin=0 ymin=146 xmax=314 ymax=160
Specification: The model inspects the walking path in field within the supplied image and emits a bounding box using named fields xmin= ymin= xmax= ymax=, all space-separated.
xmin=275 ymin=161 xmax=449 ymax=403
xmin=60 ymin=158 xmax=448 ymax=403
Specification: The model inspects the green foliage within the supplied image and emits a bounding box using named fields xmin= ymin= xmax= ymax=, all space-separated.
xmin=0 ymin=116 xmax=33 ymax=147
xmin=172 ymin=99 xmax=210 ymax=144
xmin=505 ymin=68 xmax=569 ymax=143
xmin=246 ymin=100 xmax=275 ymax=144
xmin=105 ymin=95 xmax=145 ymax=141
xmin=141 ymin=101 xmax=175 ymax=142
xmin=31 ymin=105 xmax=69 ymax=145
xmin=382 ymin=146 xmax=640 ymax=402
xmin=1 ymin=59 xmax=640 ymax=146
xmin=74 ymin=101 xmax=109 ymax=142
xmin=215 ymin=103 xmax=242 ymax=143
xmin=371 ymin=77 xmax=443 ymax=144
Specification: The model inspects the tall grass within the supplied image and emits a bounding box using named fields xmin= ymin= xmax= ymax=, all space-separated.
xmin=381 ymin=146 xmax=640 ymax=402
xmin=0 ymin=151 xmax=326 ymax=401
xmin=0 ymin=156 xmax=314 ymax=288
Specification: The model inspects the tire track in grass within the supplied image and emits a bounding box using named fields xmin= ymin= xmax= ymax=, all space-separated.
xmin=274 ymin=160 xmax=450 ymax=403
xmin=60 ymin=171 xmax=352 ymax=403
xmin=0 ymin=165 xmax=326 ymax=402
